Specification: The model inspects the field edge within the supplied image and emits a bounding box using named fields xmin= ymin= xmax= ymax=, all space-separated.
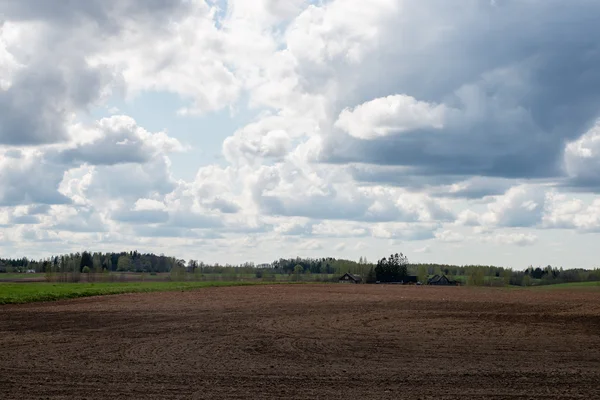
xmin=0 ymin=281 xmax=307 ymax=305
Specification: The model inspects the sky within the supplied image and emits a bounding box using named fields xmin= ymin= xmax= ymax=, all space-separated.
xmin=1 ymin=0 xmax=600 ymax=269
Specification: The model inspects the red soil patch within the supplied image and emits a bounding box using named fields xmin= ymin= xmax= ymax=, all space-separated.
xmin=1 ymin=285 xmax=599 ymax=399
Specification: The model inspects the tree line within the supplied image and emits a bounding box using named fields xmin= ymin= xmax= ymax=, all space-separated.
xmin=1 ymin=251 xmax=599 ymax=286
xmin=0 ymin=252 xmax=376 ymax=277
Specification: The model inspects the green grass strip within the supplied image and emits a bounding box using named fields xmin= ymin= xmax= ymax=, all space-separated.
xmin=0 ymin=281 xmax=279 ymax=305
xmin=527 ymin=281 xmax=600 ymax=290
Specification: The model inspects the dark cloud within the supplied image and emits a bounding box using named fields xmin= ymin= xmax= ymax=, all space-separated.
xmin=0 ymin=0 xmax=191 ymax=146
xmin=205 ymin=198 xmax=241 ymax=214
xmin=0 ymin=159 xmax=71 ymax=206
xmin=431 ymin=177 xmax=516 ymax=200
xmin=0 ymin=191 xmax=70 ymax=207
xmin=56 ymin=130 xmax=151 ymax=166
xmin=27 ymin=205 xmax=52 ymax=215
xmin=3 ymin=150 xmax=23 ymax=158
xmin=348 ymin=165 xmax=459 ymax=189
xmin=349 ymin=165 xmax=514 ymax=200
xmin=0 ymin=63 xmax=111 ymax=146
xmin=0 ymin=0 xmax=189 ymax=29
xmin=318 ymin=1 xmax=600 ymax=187
xmin=10 ymin=215 xmax=40 ymax=225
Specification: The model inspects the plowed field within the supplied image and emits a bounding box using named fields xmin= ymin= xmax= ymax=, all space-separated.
xmin=1 ymin=284 xmax=599 ymax=399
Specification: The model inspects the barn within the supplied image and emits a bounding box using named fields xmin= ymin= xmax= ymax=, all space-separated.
xmin=338 ymin=273 xmax=362 ymax=284
xmin=427 ymin=274 xmax=456 ymax=285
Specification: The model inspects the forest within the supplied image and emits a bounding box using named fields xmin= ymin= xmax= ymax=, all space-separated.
xmin=1 ymin=250 xmax=599 ymax=286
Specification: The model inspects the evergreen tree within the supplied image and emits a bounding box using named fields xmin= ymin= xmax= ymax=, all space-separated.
xmin=366 ymin=267 xmax=376 ymax=283
xmin=375 ymin=253 xmax=408 ymax=282
xmin=80 ymin=251 xmax=94 ymax=272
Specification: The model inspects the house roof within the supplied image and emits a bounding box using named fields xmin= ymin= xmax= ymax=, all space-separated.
xmin=428 ymin=274 xmax=454 ymax=284
xmin=340 ymin=273 xmax=362 ymax=282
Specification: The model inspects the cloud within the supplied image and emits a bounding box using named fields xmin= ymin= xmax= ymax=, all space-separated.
xmin=273 ymin=218 xmax=312 ymax=236
xmin=59 ymin=116 xmax=185 ymax=166
xmin=50 ymin=205 xmax=107 ymax=233
xmin=335 ymin=95 xmax=448 ymax=140
xmin=542 ymin=193 xmax=600 ymax=232
xmin=0 ymin=0 xmax=189 ymax=27
xmin=564 ymin=122 xmax=600 ymax=190
xmin=298 ymin=239 xmax=322 ymax=251
xmin=0 ymin=0 xmax=194 ymax=146
xmin=334 ymin=242 xmax=346 ymax=251
xmin=0 ymin=149 xmax=71 ymax=206
xmin=0 ymin=20 xmax=108 ymax=146
xmin=112 ymin=209 xmax=169 ymax=225
xmin=133 ymin=198 xmax=166 ymax=211
xmin=249 ymin=159 xmax=453 ymax=224
xmin=132 ymin=225 xmax=209 ymax=239
xmin=79 ymin=156 xmax=178 ymax=200
xmin=90 ymin=1 xmax=240 ymax=115
xmin=306 ymin=1 xmax=600 ymax=184
xmin=432 ymin=177 xmax=514 ymax=199
xmin=414 ymin=245 xmax=431 ymax=254
xmin=4 ymin=0 xmax=600 ymax=267
xmin=193 ymin=165 xmax=244 ymax=214
xmin=488 ymin=233 xmax=537 ymax=247
xmin=348 ymin=165 xmax=456 ymax=189
xmin=483 ymin=185 xmax=547 ymax=228
xmin=10 ymin=215 xmax=40 ymax=225
xmin=311 ymin=220 xmax=368 ymax=237
xmin=222 ymin=114 xmax=311 ymax=165
xmin=456 ymin=210 xmax=481 ymax=227
xmin=167 ymin=211 xmax=223 ymax=229
xmin=435 ymin=230 xmax=464 ymax=243
xmin=371 ymin=222 xmax=437 ymax=241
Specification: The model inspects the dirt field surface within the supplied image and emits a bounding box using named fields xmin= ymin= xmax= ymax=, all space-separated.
xmin=1 ymin=284 xmax=599 ymax=399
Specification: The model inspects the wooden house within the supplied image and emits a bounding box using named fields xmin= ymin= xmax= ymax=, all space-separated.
xmin=427 ymin=274 xmax=456 ymax=285
xmin=338 ymin=273 xmax=362 ymax=284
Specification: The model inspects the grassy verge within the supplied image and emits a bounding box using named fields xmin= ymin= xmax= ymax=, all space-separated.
xmin=528 ymin=281 xmax=600 ymax=290
xmin=0 ymin=273 xmax=41 ymax=280
xmin=0 ymin=281 xmax=275 ymax=305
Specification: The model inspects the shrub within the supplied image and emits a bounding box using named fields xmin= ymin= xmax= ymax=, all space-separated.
xmin=70 ymin=271 xmax=81 ymax=283
xmin=170 ymin=265 xmax=186 ymax=282
xmin=44 ymin=269 xmax=56 ymax=283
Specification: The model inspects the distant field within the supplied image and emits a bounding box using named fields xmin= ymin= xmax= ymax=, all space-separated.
xmin=0 ymin=272 xmax=173 ymax=282
xmin=0 ymin=272 xmax=337 ymax=283
xmin=0 ymin=281 xmax=270 ymax=304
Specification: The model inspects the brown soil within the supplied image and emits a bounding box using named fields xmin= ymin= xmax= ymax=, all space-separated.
xmin=1 ymin=284 xmax=599 ymax=399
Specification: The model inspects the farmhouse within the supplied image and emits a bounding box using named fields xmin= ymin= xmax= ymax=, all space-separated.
xmin=427 ymin=274 xmax=456 ymax=286
xmin=338 ymin=273 xmax=362 ymax=284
